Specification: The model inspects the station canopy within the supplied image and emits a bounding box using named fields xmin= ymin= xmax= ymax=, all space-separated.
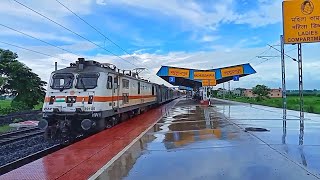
xmin=156 ymin=63 xmax=256 ymax=89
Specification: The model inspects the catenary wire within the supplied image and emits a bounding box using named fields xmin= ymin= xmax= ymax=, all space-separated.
xmin=13 ymin=0 xmax=138 ymax=68
xmin=0 ymin=23 xmax=82 ymax=58
xmin=54 ymin=0 xmax=152 ymax=72
xmin=0 ymin=41 xmax=69 ymax=61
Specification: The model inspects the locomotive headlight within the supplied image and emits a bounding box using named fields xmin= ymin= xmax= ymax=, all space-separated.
xmin=66 ymin=96 xmax=77 ymax=103
xmin=88 ymin=95 xmax=93 ymax=104
xmin=49 ymin=96 xmax=55 ymax=105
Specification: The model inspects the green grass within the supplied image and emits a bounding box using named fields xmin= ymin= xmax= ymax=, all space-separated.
xmin=226 ymin=96 xmax=320 ymax=114
xmin=0 ymin=124 xmax=12 ymax=133
xmin=34 ymin=102 xmax=43 ymax=110
xmin=0 ymin=100 xmax=12 ymax=108
xmin=0 ymin=100 xmax=43 ymax=110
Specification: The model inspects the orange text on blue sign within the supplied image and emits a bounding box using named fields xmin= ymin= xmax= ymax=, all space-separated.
xmin=168 ymin=68 xmax=190 ymax=78
xmin=221 ymin=66 xmax=243 ymax=78
xmin=194 ymin=71 xmax=215 ymax=80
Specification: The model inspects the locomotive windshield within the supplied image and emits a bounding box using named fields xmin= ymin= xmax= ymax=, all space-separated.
xmin=76 ymin=73 xmax=99 ymax=90
xmin=51 ymin=73 xmax=74 ymax=90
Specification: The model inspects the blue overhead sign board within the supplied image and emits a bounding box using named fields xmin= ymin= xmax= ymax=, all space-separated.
xmin=233 ymin=75 xmax=240 ymax=81
xmin=169 ymin=76 xmax=175 ymax=83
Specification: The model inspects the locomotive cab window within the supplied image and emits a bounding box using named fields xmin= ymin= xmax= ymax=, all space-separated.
xmin=51 ymin=73 xmax=74 ymax=90
xmin=76 ymin=73 xmax=99 ymax=90
xmin=152 ymin=86 xmax=155 ymax=95
xmin=122 ymin=79 xmax=129 ymax=89
xmin=107 ymin=76 xmax=113 ymax=89
xmin=114 ymin=76 xmax=118 ymax=89
xmin=138 ymin=82 xmax=141 ymax=94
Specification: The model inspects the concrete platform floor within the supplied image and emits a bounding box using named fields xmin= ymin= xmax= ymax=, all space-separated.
xmin=93 ymin=99 xmax=320 ymax=180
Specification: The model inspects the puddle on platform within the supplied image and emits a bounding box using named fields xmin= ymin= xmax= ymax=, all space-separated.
xmin=95 ymin=134 xmax=156 ymax=180
xmin=147 ymin=100 xmax=248 ymax=150
xmin=98 ymin=99 xmax=320 ymax=180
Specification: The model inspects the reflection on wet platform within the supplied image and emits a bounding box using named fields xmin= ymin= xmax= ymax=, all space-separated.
xmin=96 ymin=134 xmax=156 ymax=180
xmin=99 ymin=99 xmax=320 ymax=180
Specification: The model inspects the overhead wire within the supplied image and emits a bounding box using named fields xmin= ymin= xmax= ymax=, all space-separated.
xmin=13 ymin=0 xmax=138 ymax=68
xmin=0 ymin=23 xmax=82 ymax=58
xmin=254 ymin=44 xmax=306 ymax=66
xmin=0 ymin=41 xmax=69 ymax=61
xmin=54 ymin=0 xmax=152 ymax=73
xmin=247 ymin=46 xmax=272 ymax=64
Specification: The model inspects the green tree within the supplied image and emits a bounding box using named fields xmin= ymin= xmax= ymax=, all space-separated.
xmin=0 ymin=49 xmax=46 ymax=110
xmin=211 ymin=90 xmax=218 ymax=97
xmin=252 ymin=84 xmax=270 ymax=101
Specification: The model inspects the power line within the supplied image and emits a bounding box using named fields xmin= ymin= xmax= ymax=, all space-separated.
xmin=254 ymin=56 xmax=277 ymax=66
xmin=254 ymin=43 xmax=305 ymax=66
xmin=0 ymin=41 xmax=69 ymax=61
xmin=267 ymin=44 xmax=297 ymax=61
xmin=13 ymin=0 xmax=138 ymax=68
xmin=286 ymin=44 xmax=306 ymax=53
xmin=54 ymin=0 xmax=129 ymax=54
xmin=247 ymin=47 xmax=272 ymax=64
xmin=54 ymin=0 xmax=152 ymax=71
xmin=0 ymin=23 xmax=82 ymax=58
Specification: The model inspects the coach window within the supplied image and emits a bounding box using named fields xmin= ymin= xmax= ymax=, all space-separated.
xmin=107 ymin=76 xmax=113 ymax=89
xmin=138 ymin=82 xmax=141 ymax=94
xmin=152 ymin=86 xmax=155 ymax=95
xmin=122 ymin=79 xmax=129 ymax=89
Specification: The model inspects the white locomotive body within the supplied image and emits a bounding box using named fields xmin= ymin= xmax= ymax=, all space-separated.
xmin=39 ymin=58 xmax=179 ymax=139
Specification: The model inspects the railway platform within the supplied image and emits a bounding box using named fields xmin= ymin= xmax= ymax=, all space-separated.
xmin=2 ymin=98 xmax=320 ymax=180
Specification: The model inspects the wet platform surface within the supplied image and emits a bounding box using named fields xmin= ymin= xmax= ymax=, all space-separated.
xmin=1 ymin=99 xmax=178 ymax=180
xmin=95 ymin=98 xmax=320 ymax=180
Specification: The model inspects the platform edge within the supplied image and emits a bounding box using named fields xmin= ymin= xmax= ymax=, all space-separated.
xmin=88 ymin=100 xmax=178 ymax=180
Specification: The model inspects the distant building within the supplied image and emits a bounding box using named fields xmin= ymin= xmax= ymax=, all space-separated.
xmin=231 ymin=89 xmax=241 ymax=96
xmin=269 ymin=88 xmax=282 ymax=98
xmin=231 ymin=88 xmax=245 ymax=96
xmin=243 ymin=89 xmax=254 ymax=97
xmin=217 ymin=89 xmax=227 ymax=97
xmin=243 ymin=88 xmax=282 ymax=98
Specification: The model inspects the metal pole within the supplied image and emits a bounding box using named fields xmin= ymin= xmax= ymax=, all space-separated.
xmin=223 ymin=83 xmax=225 ymax=99
xmin=280 ymin=35 xmax=287 ymax=128
xmin=228 ymin=81 xmax=230 ymax=95
xmin=298 ymin=43 xmax=304 ymax=127
xmin=55 ymin=62 xmax=58 ymax=71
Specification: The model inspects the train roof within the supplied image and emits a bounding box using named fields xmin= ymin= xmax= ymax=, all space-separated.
xmin=52 ymin=58 xmax=173 ymax=88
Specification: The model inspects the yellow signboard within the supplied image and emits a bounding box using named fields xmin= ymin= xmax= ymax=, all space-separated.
xmin=283 ymin=0 xmax=320 ymax=44
xmin=168 ymin=68 xmax=189 ymax=78
xmin=221 ymin=66 xmax=243 ymax=78
xmin=194 ymin=71 xmax=215 ymax=80
xmin=202 ymin=79 xmax=216 ymax=86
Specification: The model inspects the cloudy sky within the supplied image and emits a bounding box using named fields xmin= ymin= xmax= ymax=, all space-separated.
xmin=0 ymin=0 xmax=319 ymax=90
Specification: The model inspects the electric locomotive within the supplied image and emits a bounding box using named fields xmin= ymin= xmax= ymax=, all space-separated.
xmin=38 ymin=58 xmax=178 ymax=140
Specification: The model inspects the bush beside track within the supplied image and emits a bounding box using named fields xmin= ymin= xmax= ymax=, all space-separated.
xmin=224 ymin=96 xmax=320 ymax=114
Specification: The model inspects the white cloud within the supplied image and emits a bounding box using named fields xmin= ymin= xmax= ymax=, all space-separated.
xmin=0 ymin=0 xmax=312 ymax=91
xmin=234 ymin=0 xmax=282 ymax=27
xmin=0 ymin=28 xmax=79 ymax=43
xmin=6 ymin=42 xmax=320 ymax=91
xmin=200 ymin=35 xmax=220 ymax=42
xmin=104 ymin=0 xmax=282 ymax=33
xmin=96 ymin=0 xmax=107 ymax=5
xmin=0 ymin=0 xmax=93 ymax=20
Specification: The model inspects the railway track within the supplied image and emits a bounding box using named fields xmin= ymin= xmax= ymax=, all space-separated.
xmin=0 ymin=127 xmax=44 ymax=146
xmin=0 ymin=144 xmax=62 ymax=175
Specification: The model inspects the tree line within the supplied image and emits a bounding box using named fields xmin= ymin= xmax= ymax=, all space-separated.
xmin=0 ymin=49 xmax=46 ymax=114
